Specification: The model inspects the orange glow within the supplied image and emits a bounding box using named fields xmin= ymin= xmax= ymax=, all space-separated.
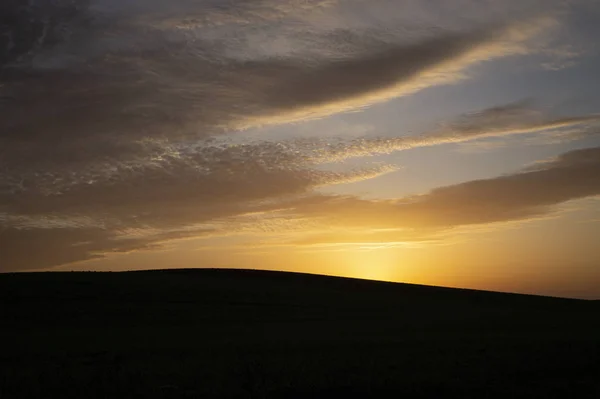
xmin=321 ymin=246 xmax=402 ymax=282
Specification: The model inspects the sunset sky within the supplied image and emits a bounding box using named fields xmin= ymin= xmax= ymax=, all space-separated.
xmin=1 ymin=0 xmax=599 ymax=298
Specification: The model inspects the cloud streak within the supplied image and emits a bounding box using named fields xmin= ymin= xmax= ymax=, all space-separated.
xmin=286 ymin=146 xmax=600 ymax=235
xmin=240 ymin=146 xmax=600 ymax=249
xmin=307 ymin=102 xmax=600 ymax=162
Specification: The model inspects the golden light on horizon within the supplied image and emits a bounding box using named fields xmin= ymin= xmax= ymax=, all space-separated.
xmin=336 ymin=245 xmax=405 ymax=282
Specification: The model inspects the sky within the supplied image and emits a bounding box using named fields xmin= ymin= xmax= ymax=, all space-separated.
xmin=1 ymin=0 xmax=599 ymax=299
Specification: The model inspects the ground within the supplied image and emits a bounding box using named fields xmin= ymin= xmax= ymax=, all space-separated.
xmin=1 ymin=269 xmax=599 ymax=398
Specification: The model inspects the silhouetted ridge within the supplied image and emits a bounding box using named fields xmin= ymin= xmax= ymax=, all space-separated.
xmin=2 ymin=268 xmax=599 ymax=399
xmin=132 ymin=267 xmax=584 ymax=303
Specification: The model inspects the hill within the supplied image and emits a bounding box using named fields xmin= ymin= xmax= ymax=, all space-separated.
xmin=1 ymin=269 xmax=599 ymax=398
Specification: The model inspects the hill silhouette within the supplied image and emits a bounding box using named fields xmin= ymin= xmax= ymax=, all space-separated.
xmin=1 ymin=269 xmax=599 ymax=398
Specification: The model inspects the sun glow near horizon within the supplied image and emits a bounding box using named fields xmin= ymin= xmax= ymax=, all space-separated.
xmin=315 ymin=244 xmax=406 ymax=283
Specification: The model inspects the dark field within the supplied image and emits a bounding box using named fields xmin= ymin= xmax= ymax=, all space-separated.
xmin=1 ymin=269 xmax=599 ymax=398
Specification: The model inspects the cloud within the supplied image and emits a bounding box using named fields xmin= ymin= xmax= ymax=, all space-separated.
xmin=282 ymin=146 xmax=600 ymax=236
xmin=0 ymin=227 xmax=140 ymax=272
xmin=0 ymin=224 xmax=212 ymax=272
xmin=135 ymin=0 xmax=338 ymax=29
xmin=275 ymin=228 xmax=443 ymax=248
xmin=295 ymin=101 xmax=600 ymax=162
xmin=7 ymin=99 xmax=595 ymax=215
xmin=2 ymin=152 xmax=393 ymax=219
xmin=9 ymin=144 xmax=598 ymax=272
xmin=1 ymin=1 xmax=558 ymax=177
xmin=1 ymin=98 xmax=599 ymax=271
xmin=0 ymin=149 xmax=393 ymax=271
xmin=180 ymin=145 xmax=600 ymax=251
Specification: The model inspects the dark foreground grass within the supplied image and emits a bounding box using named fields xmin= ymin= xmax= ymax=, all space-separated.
xmin=1 ymin=269 xmax=599 ymax=398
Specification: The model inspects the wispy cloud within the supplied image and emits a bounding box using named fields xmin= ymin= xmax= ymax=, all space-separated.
xmin=1 ymin=2 xmax=560 ymax=174
xmin=302 ymin=102 xmax=600 ymax=162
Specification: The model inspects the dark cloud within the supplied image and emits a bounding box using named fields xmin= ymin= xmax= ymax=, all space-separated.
xmin=0 ymin=224 xmax=213 ymax=271
xmin=0 ymin=147 xmax=390 ymax=271
xmin=394 ymin=147 xmax=600 ymax=227
xmin=0 ymin=228 xmax=106 ymax=271
xmin=4 ymin=100 xmax=594 ymax=221
xmin=284 ymin=146 xmax=600 ymax=237
xmin=0 ymin=0 xmax=91 ymax=66
xmin=1 ymin=143 xmax=389 ymax=218
xmin=253 ymin=28 xmax=499 ymax=110
xmin=0 ymin=0 xmax=550 ymax=176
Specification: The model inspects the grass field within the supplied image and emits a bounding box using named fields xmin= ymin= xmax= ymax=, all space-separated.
xmin=1 ymin=269 xmax=599 ymax=398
